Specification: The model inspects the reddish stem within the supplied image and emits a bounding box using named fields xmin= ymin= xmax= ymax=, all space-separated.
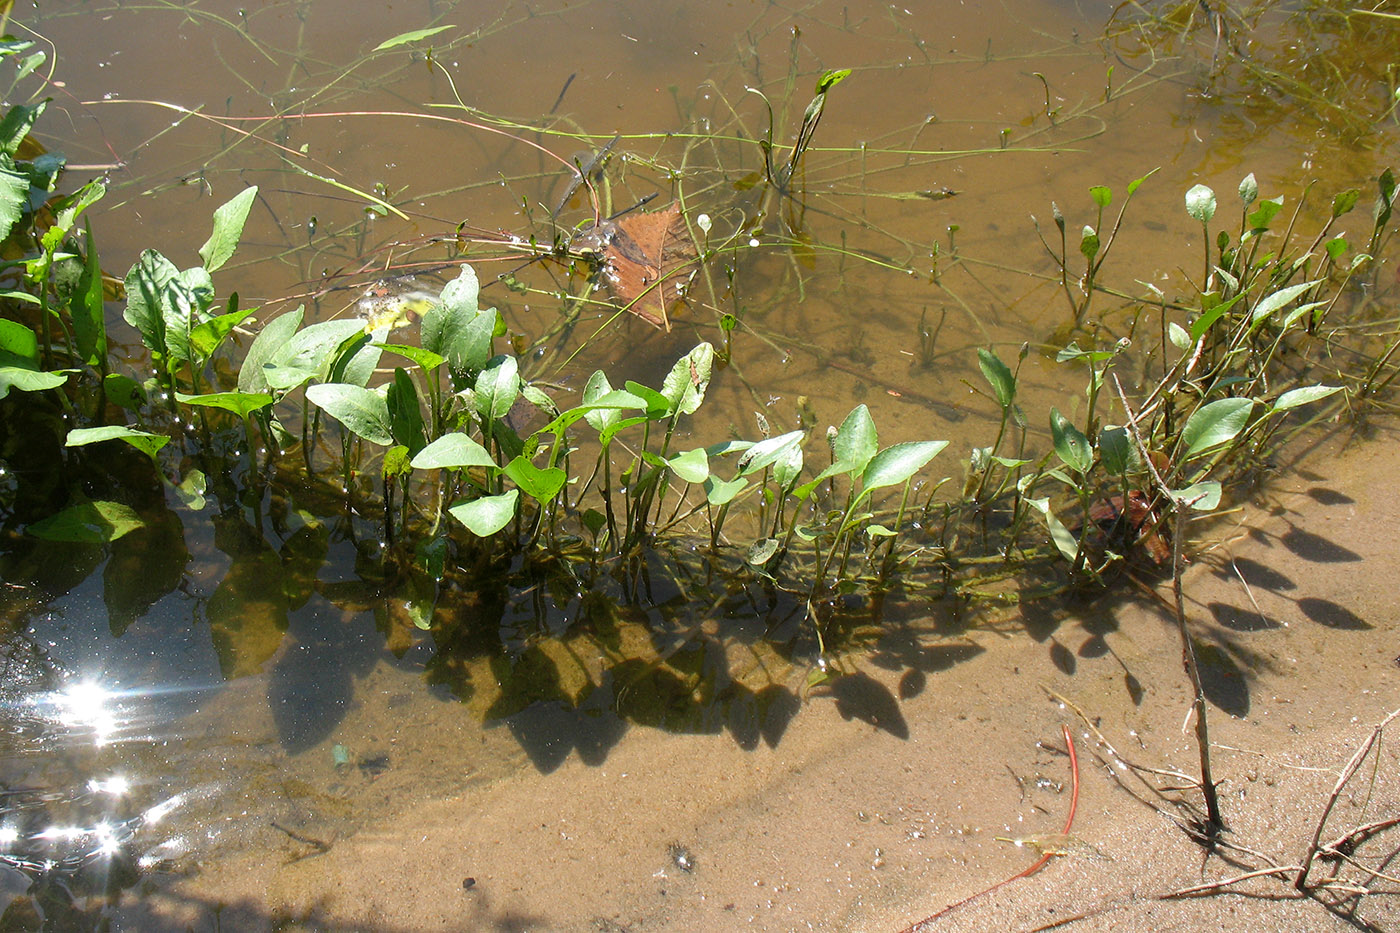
xmin=896 ymin=725 xmax=1079 ymax=932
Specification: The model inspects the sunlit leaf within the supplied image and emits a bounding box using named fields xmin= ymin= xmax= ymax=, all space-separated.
xmin=1185 ymin=184 xmax=1216 ymax=223
xmin=1273 ymin=384 xmax=1341 ymax=411
xmin=238 ymin=305 xmax=303 ymax=394
xmin=474 ymin=354 xmax=520 ymax=422
xmin=503 ymin=455 xmax=567 ymax=504
xmin=861 ymin=440 xmax=948 ymax=491
xmin=737 ymin=430 xmax=805 ymax=476
xmin=1026 ymin=497 xmax=1078 ymax=563
xmin=1181 ymin=398 xmax=1254 ymax=457
xmin=703 ymin=475 xmax=748 ymax=506
xmin=175 ymin=390 xmax=274 ymax=419
xmin=1251 ymin=279 xmax=1322 ymax=325
xmin=198 ymin=185 xmax=258 ymax=273
xmin=66 ymin=424 xmax=169 ymax=462
xmin=411 ymin=431 xmax=496 ymax=470
xmin=1238 ymin=173 xmax=1258 ymax=206
xmin=1170 ymin=481 xmax=1221 ymax=511
xmin=0 ymin=365 xmax=66 ymax=398
xmin=659 ymin=342 xmax=713 ymax=416
xmin=448 ymin=489 xmax=518 ymax=536
xmin=27 ymin=499 xmax=144 ymax=543
xmin=666 ymin=447 xmax=709 ymax=484
xmin=305 ymin=383 xmax=394 ymax=446
xmin=373 ymin=24 xmax=454 ymax=50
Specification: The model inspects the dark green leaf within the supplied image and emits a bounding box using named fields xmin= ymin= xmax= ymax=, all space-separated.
xmin=1099 ymin=425 xmax=1131 ymax=476
xmin=72 ymin=219 xmax=107 ymax=366
xmin=386 ymin=367 xmax=426 ymax=454
xmin=1049 ymin=408 xmax=1092 ymax=474
xmin=977 ymin=347 xmax=1016 ymax=409
xmin=1330 ymin=188 xmax=1360 ymax=219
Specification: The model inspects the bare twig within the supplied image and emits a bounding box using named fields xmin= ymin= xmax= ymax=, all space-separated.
xmin=1113 ymin=374 xmax=1223 ymax=833
xmin=1296 ymin=706 xmax=1400 ymax=890
xmin=1168 ymin=864 xmax=1302 ymax=898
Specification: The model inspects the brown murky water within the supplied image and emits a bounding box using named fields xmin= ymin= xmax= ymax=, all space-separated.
xmin=2 ymin=0 xmax=1398 ymax=929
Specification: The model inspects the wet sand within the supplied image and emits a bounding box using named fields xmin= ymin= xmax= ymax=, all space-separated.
xmin=125 ymin=424 xmax=1399 ymax=932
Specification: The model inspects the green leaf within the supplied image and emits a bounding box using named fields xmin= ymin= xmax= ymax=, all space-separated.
xmin=305 ymin=383 xmax=394 ymax=446
xmin=535 ymin=389 xmax=646 ymax=439
xmin=1238 ymin=173 xmax=1258 ymax=206
xmin=103 ymin=373 xmax=146 ymax=410
xmin=376 ymin=342 xmax=445 ymax=372
xmin=503 ymin=455 xmax=567 ymax=504
xmin=815 ymin=68 xmax=851 ymax=93
xmin=0 ymin=101 xmax=43 ymax=158
xmin=1170 ymin=481 xmax=1221 ymax=511
xmin=373 ymin=24 xmax=454 ymax=50
xmin=27 ymin=499 xmax=144 ymax=543
xmin=977 ymin=348 xmax=1015 ymax=409
xmin=0 ymin=162 xmax=32 ymax=242
xmin=1330 ymin=188 xmax=1360 ymax=219
xmin=1167 ymin=321 xmax=1192 ymax=350
xmin=0 ymin=318 xmax=38 ymax=366
xmin=1251 ymin=279 xmax=1322 ymax=325
xmin=1189 ymin=291 xmax=1246 ymax=343
xmin=475 ymin=354 xmax=520 ymax=422
xmin=238 ymin=306 xmax=304 ymax=394
xmin=1079 ymin=225 xmax=1099 ymax=264
xmin=261 ymin=318 xmax=365 ymax=391
xmin=1026 ymin=497 xmax=1079 ymax=563
xmin=1185 ymin=184 xmax=1216 ymax=223
xmin=73 ymin=215 xmax=108 ymax=366
xmin=0 ymin=366 xmax=66 ymax=398
xmin=1089 ymin=185 xmax=1111 ymax=208
xmin=66 ymin=424 xmax=170 ymax=462
xmin=1247 ymin=197 xmax=1283 ymax=230
xmin=1125 ymin=168 xmax=1157 ymax=197
xmin=1181 ymin=398 xmax=1254 ymax=457
xmin=771 ymin=441 xmax=804 ymax=490
xmin=198 ymin=185 xmax=258 ymax=273
xmin=621 ymin=381 xmax=671 ymax=420
xmin=122 ymin=249 xmax=180 ymax=359
xmin=411 ymin=431 xmax=496 ymax=470
xmin=189 ymin=304 xmax=256 ymax=363
xmin=422 ymin=264 xmax=496 ymax=377
xmin=1049 ymin=408 xmax=1092 ymax=474
xmin=582 ymin=370 xmax=618 ymax=433
xmin=1099 ymin=425 xmax=1131 ymax=476
xmin=861 ymin=440 xmax=948 ymax=491
xmin=448 ymin=489 xmax=518 ymax=536
xmin=666 ymin=447 xmax=709 ymax=484
xmin=386 ymin=367 xmax=426 ymax=454
xmin=703 ymin=475 xmax=748 ymax=506
xmin=175 ymin=390 xmax=274 ymax=419
xmin=1273 ymin=384 xmax=1341 ymax=411
xmin=737 ymin=430 xmax=805 ymax=476
xmin=659 ymin=342 xmax=714 ymax=416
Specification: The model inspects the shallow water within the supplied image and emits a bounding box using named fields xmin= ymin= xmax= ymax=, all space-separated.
xmin=1 ymin=0 xmax=1398 ymax=928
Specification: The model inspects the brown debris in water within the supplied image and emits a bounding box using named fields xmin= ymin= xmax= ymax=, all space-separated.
xmin=580 ymin=203 xmax=696 ymax=329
